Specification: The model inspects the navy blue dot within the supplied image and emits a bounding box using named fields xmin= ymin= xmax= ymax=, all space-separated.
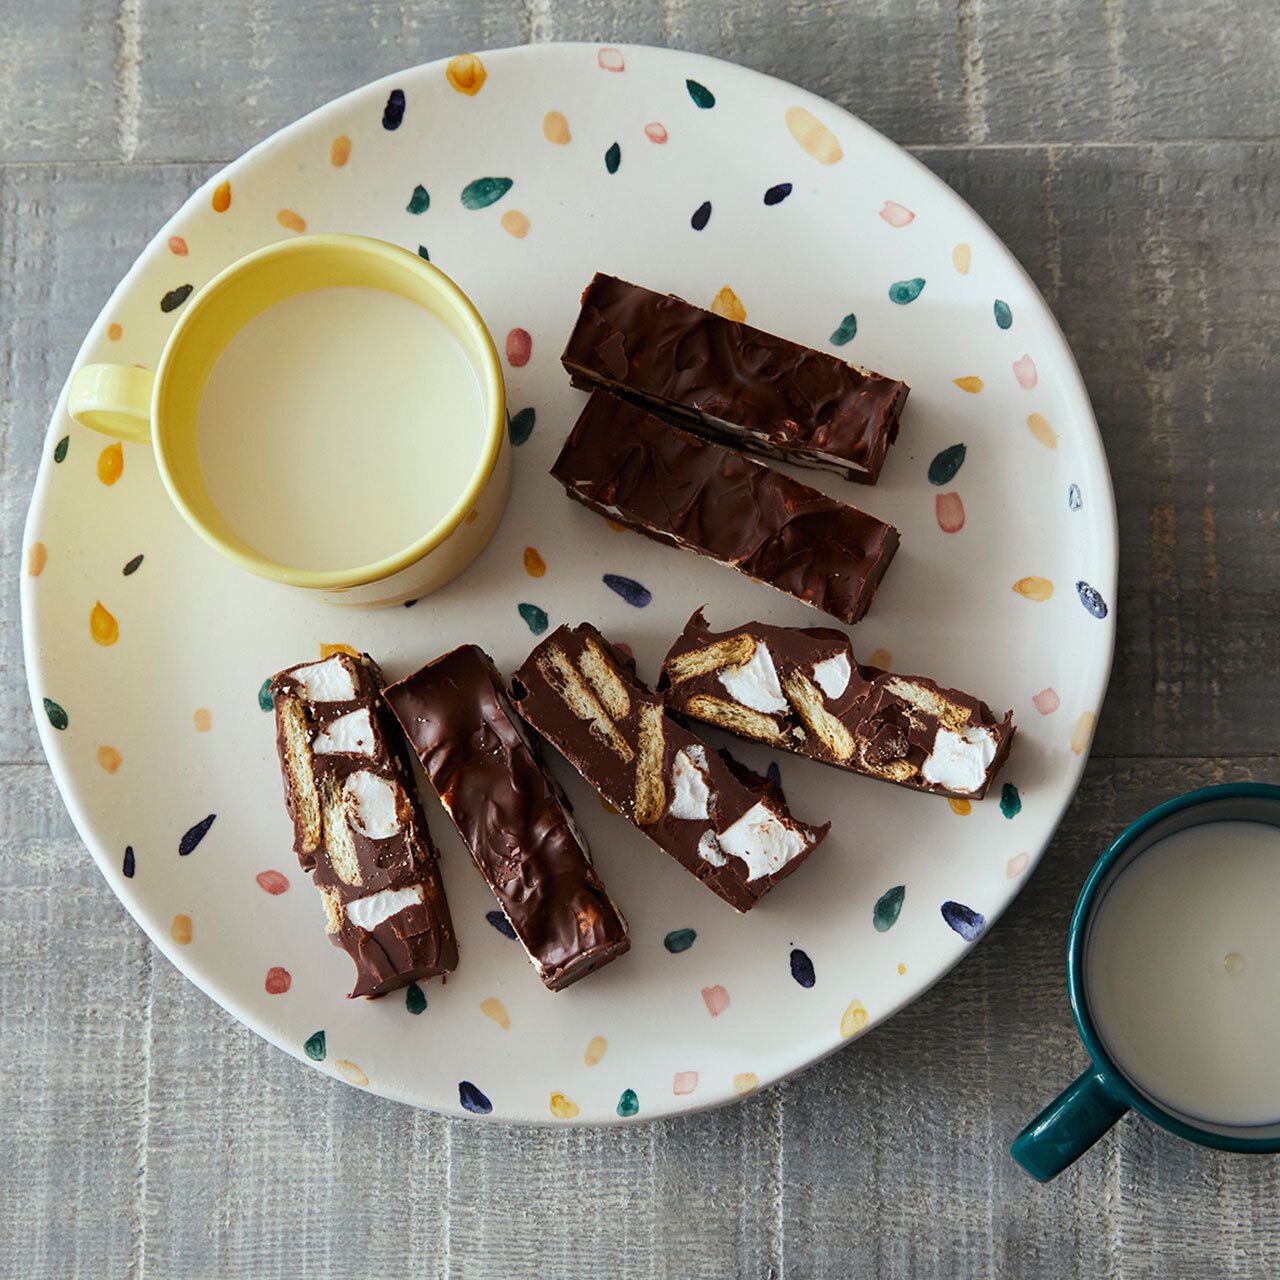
xmin=486 ymin=910 xmax=517 ymax=940
xmin=160 ymin=284 xmax=193 ymax=313
xmin=764 ymin=182 xmax=792 ymax=205
xmin=179 ymin=814 xmax=216 ymax=857
xmin=382 ymin=88 xmax=405 ymax=130
xmin=789 ymin=948 xmax=816 ymax=988
xmin=941 ymin=901 xmax=985 ymax=942
xmin=1068 ymin=483 xmax=1082 ymax=511
xmin=459 ymin=1080 xmax=493 ymax=1114
xmin=1076 ymin=581 xmax=1109 ymax=619
xmin=603 ymin=574 xmax=652 ymax=607
xmin=122 ymin=554 xmax=144 ymax=576
xmin=691 ymin=200 xmax=711 ymax=231
xmin=122 ymin=846 xmax=135 ymax=878
xmin=766 ymin=761 xmax=782 ymax=788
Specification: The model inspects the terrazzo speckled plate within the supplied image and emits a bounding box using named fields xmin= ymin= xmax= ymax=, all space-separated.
xmin=21 ymin=43 xmax=1116 ymax=1123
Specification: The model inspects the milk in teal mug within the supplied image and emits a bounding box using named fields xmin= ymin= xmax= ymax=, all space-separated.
xmin=1011 ymin=783 xmax=1280 ymax=1180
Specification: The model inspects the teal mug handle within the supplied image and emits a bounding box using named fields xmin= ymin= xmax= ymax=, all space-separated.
xmin=1011 ymin=1067 xmax=1129 ymax=1181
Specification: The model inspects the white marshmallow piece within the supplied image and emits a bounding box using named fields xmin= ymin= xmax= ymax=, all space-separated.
xmin=811 ymin=653 xmax=852 ymax=700
xmin=344 ymin=770 xmax=401 ymax=838
xmin=719 ymin=643 xmax=788 ymax=714
xmin=291 ymin=655 xmax=357 ymax=703
xmin=313 ymin=708 xmax=376 ymax=756
xmin=345 ymin=884 xmax=425 ymax=932
xmin=670 ymin=745 xmax=713 ymax=820
xmin=717 ymin=802 xmax=810 ymax=881
xmin=697 ymin=828 xmax=727 ymax=867
xmin=921 ymin=726 xmax=997 ymax=794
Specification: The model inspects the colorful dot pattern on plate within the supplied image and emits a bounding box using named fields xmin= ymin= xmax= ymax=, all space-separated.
xmin=20 ymin=44 xmax=1114 ymax=1124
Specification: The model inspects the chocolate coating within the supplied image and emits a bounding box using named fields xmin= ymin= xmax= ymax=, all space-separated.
xmin=510 ymin=623 xmax=828 ymax=912
xmin=561 ymin=273 xmax=910 ymax=482
xmin=384 ymin=645 xmax=630 ymax=991
xmin=271 ymin=652 xmax=457 ymax=998
xmin=551 ymin=392 xmax=900 ymax=625
xmin=660 ymin=610 xmax=1015 ymax=799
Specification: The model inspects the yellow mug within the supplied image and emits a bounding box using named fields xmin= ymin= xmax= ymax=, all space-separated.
xmin=67 ymin=234 xmax=509 ymax=607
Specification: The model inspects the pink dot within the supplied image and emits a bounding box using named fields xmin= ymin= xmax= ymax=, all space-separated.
xmin=935 ymin=491 xmax=965 ymax=533
xmin=673 ymin=1070 xmax=698 ymax=1095
xmin=879 ymin=200 xmax=915 ymax=228
xmin=265 ymin=966 xmax=292 ymax=994
xmin=1006 ymin=852 xmax=1030 ymax=879
xmin=256 ymin=870 xmax=290 ymax=895
xmin=701 ymin=984 xmax=730 ymax=1017
xmin=644 ymin=122 xmax=669 ymax=144
xmin=505 ymin=327 xmax=532 ymax=368
xmin=614 ymin=641 xmax=634 ymax=659
xmin=1032 ymin=688 xmax=1060 ymax=715
xmin=1013 ymin=354 xmax=1038 ymax=389
xmin=598 ymin=47 xmax=625 ymax=72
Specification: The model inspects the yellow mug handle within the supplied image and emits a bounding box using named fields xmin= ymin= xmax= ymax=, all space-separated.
xmin=67 ymin=364 xmax=156 ymax=445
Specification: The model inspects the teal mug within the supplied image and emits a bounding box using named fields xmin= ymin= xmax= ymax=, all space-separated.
xmin=1011 ymin=782 xmax=1280 ymax=1181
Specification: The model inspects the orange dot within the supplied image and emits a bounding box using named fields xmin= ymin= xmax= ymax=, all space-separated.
xmin=107 ymin=322 xmax=123 ymax=341
xmin=168 ymin=236 xmax=188 ymax=256
xmin=733 ymin=1072 xmax=759 ymax=1096
xmin=1012 ymin=576 xmax=1054 ymax=603
xmin=1027 ymin=412 xmax=1058 ymax=449
xmin=710 ymin=286 xmax=746 ymax=322
xmin=785 ymin=105 xmax=843 ymax=165
xmin=26 ymin=542 xmax=47 ymax=576
xmin=446 ymin=53 xmax=487 ymax=95
xmin=97 ymin=442 xmax=124 ymax=486
xmin=501 ymin=210 xmax=530 ymax=238
xmin=334 ymin=1059 xmax=368 ymax=1086
xmin=480 ymin=997 xmax=510 ymax=1029
xmin=193 ymin=708 xmax=212 ymax=732
xmin=171 ymin=914 xmax=193 ymax=944
xmin=97 ymin=745 xmax=123 ymax=773
xmin=211 ymin=180 xmax=231 ymax=213
xmin=543 ymin=111 xmax=571 ymax=144
xmin=1071 ymin=710 xmax=1098 ymax=755
xmin=330 ymin=134 xmax=351 ymax=166
xmin=523 ymin=546 xmax=547 ymax=577
xmin=90 ymin=601 xmax=119 ymax=646
xmin=319 ymin=643 xmax=359 ymax=659
xmin=277 ymin=209 xmax=306 ymax=233
xmin=549 ymin=1091 xmax=580 ymax=1119
xmin=949 ymin=798 xmax=972 ymax=816
xmin=953 ymin=375 xmax=984 ymax=393
xmin=952 ymin=243 xmax=972 ymax=274
xmin=605 ymin=518 xmax=627 ymax=533
xmin=865 ymin=647 xmax=891 ymax=670
xmin=584 ymin=1035 xmax=607 ymax=1066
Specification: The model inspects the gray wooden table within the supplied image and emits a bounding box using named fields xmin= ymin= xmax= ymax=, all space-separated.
xmin=4 ymin=2 xmax=1278 ymax=1276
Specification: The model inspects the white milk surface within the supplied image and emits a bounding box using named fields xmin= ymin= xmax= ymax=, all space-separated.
xmin=197 ymin=286 xmax=484 ymax=571
xmin=1086 ymin=820 xmax=1280 ymax=1127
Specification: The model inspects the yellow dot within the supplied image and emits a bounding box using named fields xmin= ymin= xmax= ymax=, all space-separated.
xmin=733 ymin=1072 xmax=759 ymax=1096
xmin=501 ymin=210 xmax=530 ymax=238
xmin=97 ymin=745 xmax=123 ymax=773
xmin=193 ymin=708 xmax=212 ymax=732
xmin=584 ymin=1035 xmax=607 ymax=1066
xmin=949 ymin=798 xmax=972 ymax=816
xmin=1027 ymin=412 xmax=1059 ymax=449
xmin=107 ymin=322 xmax=123 ymax=342
xmin=319 ymin=643 xmax=359 ymax=659
xmin=549 ymin=1091 xmax=580 ymax=1119
xmin=330 ymin=134 xmax=351 ymax=166
xmin=277 ymin=208 xmax=306 ymax=233
xmin=543 ymin=111 xmax=571 ymax=144
xmin=446 ymin=53 xmax=487 ymax=95
xmin=1012 ymin=576 xmax=1054 ymax=603
xmin=840 ymin=999 xmax=869 ymax=1039
xmin=1225 ymin=952 xmax=1245 ymax=975
xmin=865 ymin=647 xmax=892 ymax=670
xmin=953 ymin=375 xmax=984 ymax=393
xmin=897 ymin=962 xmax=906 ymax=975
xmin=605 ymin=518 xmax=627 ymax=533
xmin=1070 ymin=710 xmax=1097 ymax=755
xmin=480 ymin=996 xmax=510 ymax=1029
xmin=26 ymin=542 xmax=47 ymax=576
xmin=97 ymin=442 xmax=124 ymax=486
xmin=90 ymin=601 xmax=119 ymax=646
xmin=523 ymin=546 xmax=547 ymax=578
xmin=784 ymin=104 xmax=843 ymax=165
xmin=952 ymin=243 xmax=971 ymax=274
xmin=171 ymin=914 xmax=193 ymax=944
xmin=211 ymin=179 xmax=231 ymax=213
xmin=710 ymin=286 xmax=746 ymax=322
xmin=335 ymin=1059 xmax=369 ymax=1086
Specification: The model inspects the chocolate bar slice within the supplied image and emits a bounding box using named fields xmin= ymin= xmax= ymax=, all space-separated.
xmin=384 ymin=645 xmax=630 ymax=990
xmin=561 ymin=273 xmax=910 ymax=482
xmin=660 ymin=610 xmax=1015 ymax=799
xmin=510 ymin=623 xmax=829 ymax=912
xmin=551 ymin=392 xmax=900 ymax=625
xmin=271 ymin=652 xmax=457 ymax=997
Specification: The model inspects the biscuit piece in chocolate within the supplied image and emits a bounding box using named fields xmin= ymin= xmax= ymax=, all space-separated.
xmin=661 ymin=610 xmax=1015 ymax=799
xmin=510 ymin=623 xmax=829 ymax=912
xmin=551 ymin=392 xmax=900 ymax=625
xmin=384 ymin=645 xmax=630 ymax=990
xmin=561 ymin=273 xmax=910 ymax=482
xmin=271 ymin=652 xmax=457 ymax=997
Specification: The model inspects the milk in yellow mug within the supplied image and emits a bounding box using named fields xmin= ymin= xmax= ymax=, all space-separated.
xmin=68 ymin=235 xmax=509 ymax=607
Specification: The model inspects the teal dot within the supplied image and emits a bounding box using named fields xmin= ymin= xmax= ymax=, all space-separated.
xmin=604 ymin=142 xmax=621 ymax=175
xmin=303 ymin=1030 xmax=326 ymax=1061
xmin=617 ymin=1088 xmax=640 ymax=1117
xmin=686 ymin=79 xmax=716 ymax=109
xmin=873 ymin=885 xmax=905 ymax=932
xmin=1000 ymin=784 xmax=1022 ymax=819
xmin=927 ymin=443 xmax=966 ymax=486
xmin=888 ymin=277 xmax=925 ymax=305
xmin=405 ymin=982 xmax=427 ymax=1015
xmin=518 ymin=603 xmax=549 ymax=635
xmin=507 ymin=406 xmax=536 ymax=445
xmin=417 ymin=245 xmax=430 ymax=261
xmin=461 ymin=176 xmax=513 ymax=210
xmin=257 ymin=678 xmax=274 ymax=712
xmin=664 ymin=928 xmax=696 ymax=953
xmin=43 ymin=698 xmax=68 ymax=731
xmin=993 ymin=299 xmax=1013 ymax=329
xmin=53 ymin=436 xmax=69 ymax=464
xmin=829 ymin=313 xmax=857 ymax=346
xmin=406 ymin=184 xmax=430 ymax=214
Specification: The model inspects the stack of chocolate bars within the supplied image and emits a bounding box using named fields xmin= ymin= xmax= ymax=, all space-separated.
xmin=266 ymin=275 xmax=1015 ymax=1001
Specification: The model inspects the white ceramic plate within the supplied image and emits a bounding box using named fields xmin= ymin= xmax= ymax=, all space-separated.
xmin=21 ymin=43 xmax=1116 ymax=1123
